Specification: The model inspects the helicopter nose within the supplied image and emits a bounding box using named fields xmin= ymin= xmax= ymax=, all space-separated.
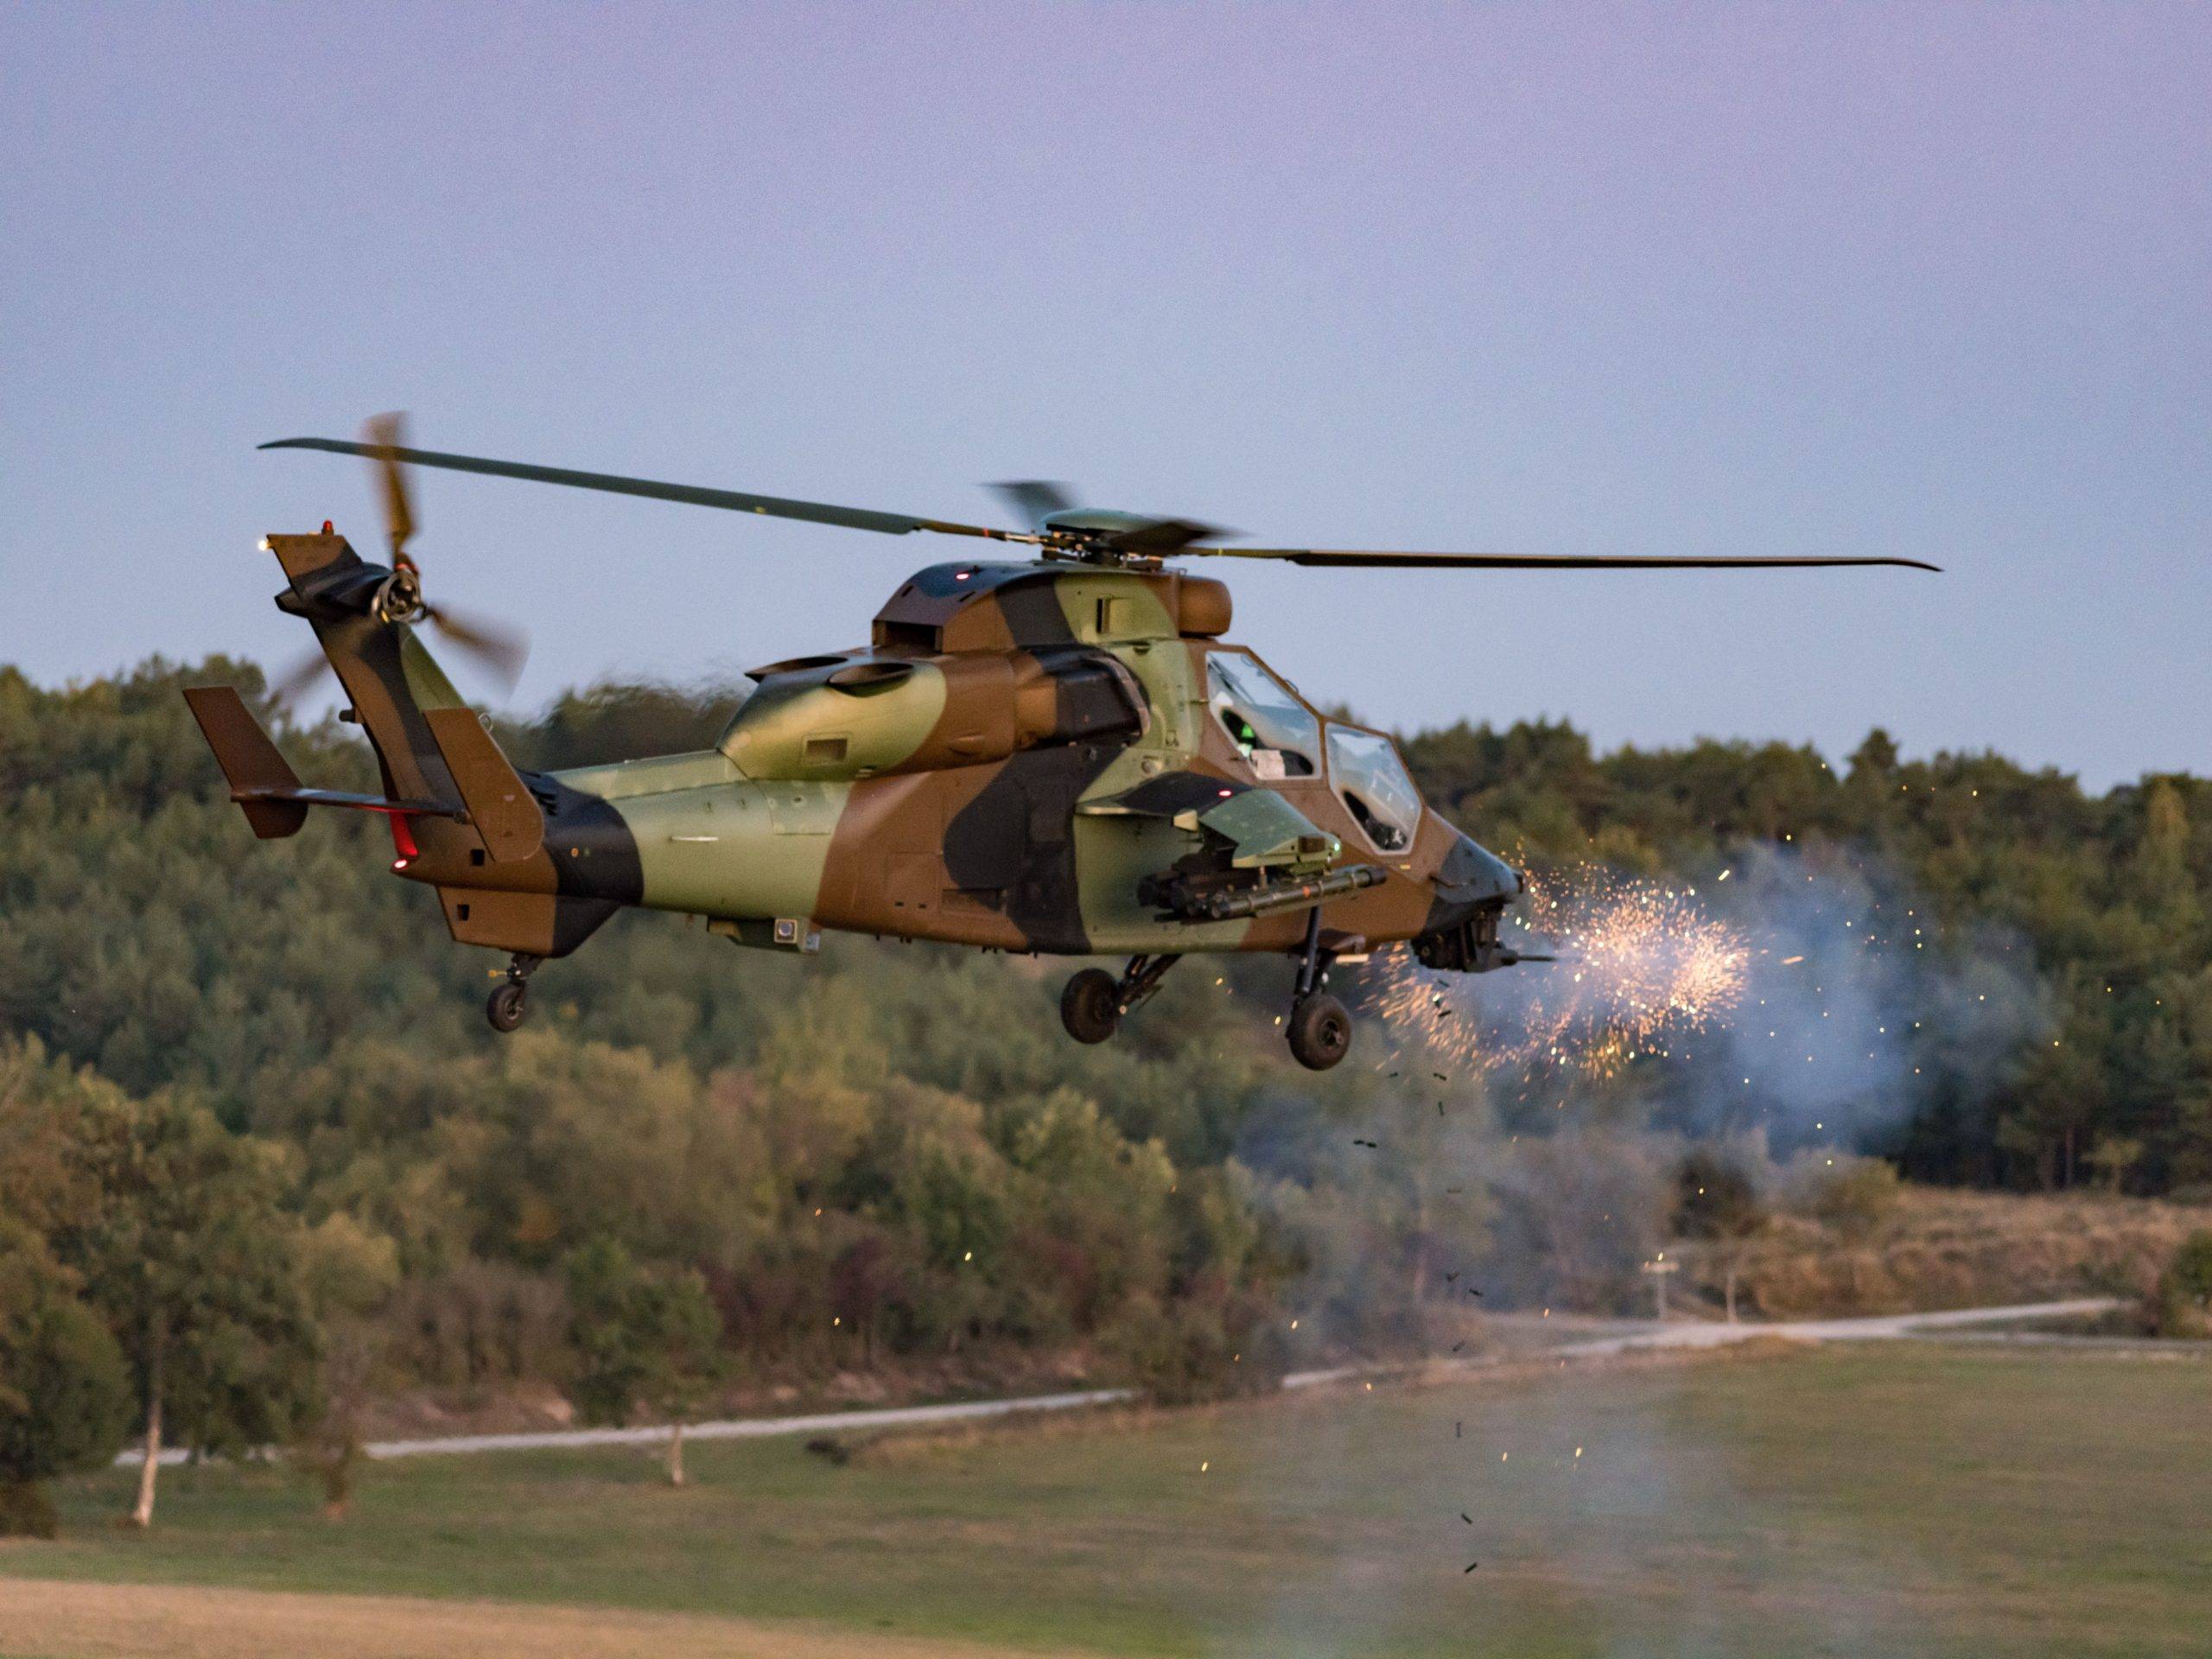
xmin=1437 ymin=832 xmax=1521 ymax=908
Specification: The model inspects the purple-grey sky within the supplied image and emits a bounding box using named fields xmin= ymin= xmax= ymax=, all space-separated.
xmin=3 ymin=3 xmax=2206 ymax=787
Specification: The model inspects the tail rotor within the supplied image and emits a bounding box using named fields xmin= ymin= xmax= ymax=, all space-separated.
xmin=271 ymin=412 xmax=530 ymax=708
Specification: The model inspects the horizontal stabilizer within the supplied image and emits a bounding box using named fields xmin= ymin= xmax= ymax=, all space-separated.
xmin=237 ymin=785 xmax=463 ymax=817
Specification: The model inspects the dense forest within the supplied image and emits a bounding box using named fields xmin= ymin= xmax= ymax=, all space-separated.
xmin=2 ymin=657 xmax=2209 ymax=1522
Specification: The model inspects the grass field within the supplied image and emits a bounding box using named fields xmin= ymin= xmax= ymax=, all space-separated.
xmin=3 ymin=1343 xmax=2208 ymax=1658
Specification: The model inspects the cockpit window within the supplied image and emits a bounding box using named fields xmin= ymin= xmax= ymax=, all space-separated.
xmin=1326 ymin=724 xmax=1421 ymax=852
xmin=1206 ymin=652 xmax=1319 ymax=778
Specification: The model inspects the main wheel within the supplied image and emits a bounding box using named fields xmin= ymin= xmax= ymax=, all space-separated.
xmin=1287 ymin=992 xmax=1351 ymax=1071
xmin=486 ymin=979 xmax=530 ymax=1033
xmin=1060 ymin=969 xmax=1121 ymax=1045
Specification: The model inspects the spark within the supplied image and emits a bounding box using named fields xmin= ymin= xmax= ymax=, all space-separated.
xmin=1369 ymin=864 xmax=1749 ymax=1080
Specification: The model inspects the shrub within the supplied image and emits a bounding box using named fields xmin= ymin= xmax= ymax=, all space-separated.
xmin=1783 ymin=1153 xmax=1903 ymax=1243
xmin=2155 ymin=1231 xmax=2212 ymax=1338
xmin=1099 ymin=1290 xmax=1285 ymax=1406
xmin=1675 ymin=1147 xmax=1766 ymax=1241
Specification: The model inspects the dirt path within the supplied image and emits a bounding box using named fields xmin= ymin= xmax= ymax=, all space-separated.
xmin=0 ymin=1578 xmax=1078 ymax=1659
xmin=105 ymin=1298 xmax=2125 ymax=1470
xmin=1276 ymin=1296 xmax=2124 ymax=1386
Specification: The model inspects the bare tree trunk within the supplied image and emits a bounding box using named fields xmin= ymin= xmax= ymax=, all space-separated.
xmin=1725 ymin=1262 xmax=1739 ymax=1325
xmin=666 ymin=1420 xmax=685 ymax=1488
xmin=129 ymin=1392 xmax=162 ymax=1528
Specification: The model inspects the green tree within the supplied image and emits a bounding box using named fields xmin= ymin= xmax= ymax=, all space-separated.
xmin=0 ymin=1230 xmax=132 ymax=1536
xmin=565 ymin=1238 xmax=725 ymax=1486
xmin=294 ymin=1213 xmax=402 ymax=1519
xmin=50 ymin=1091 xmax=319 ymax=1527
xmin=1998 ymin=1023 xmax=2109 ymax=1190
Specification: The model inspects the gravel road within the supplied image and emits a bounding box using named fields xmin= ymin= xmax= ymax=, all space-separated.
xmin=117 ymin=1296 xmax=2125 ymax=1466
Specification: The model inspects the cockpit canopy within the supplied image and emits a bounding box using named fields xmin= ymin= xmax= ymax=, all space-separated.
xmin=1203 ymin=646 xmax=1423 ymax=854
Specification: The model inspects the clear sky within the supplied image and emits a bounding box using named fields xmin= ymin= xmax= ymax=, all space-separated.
xmin=3 ymin=3 xmax=2206 ymax=788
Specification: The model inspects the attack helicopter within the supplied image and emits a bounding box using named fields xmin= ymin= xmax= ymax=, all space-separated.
xmin=187 ymin=420 xmax=1934 ymax=1068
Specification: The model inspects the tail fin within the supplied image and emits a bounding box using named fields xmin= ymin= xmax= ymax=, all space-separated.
xmin=182 ymin=687 xmax=309 ymax=838
xmin=423 ymin=707 xmax=543 ymax=862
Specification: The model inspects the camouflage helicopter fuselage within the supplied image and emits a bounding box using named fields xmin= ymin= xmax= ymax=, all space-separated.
xmin=195 ymin=532 xmax=1522 ymax=1011
xmin=200 ymin=429 xmax=1928 ymax=1059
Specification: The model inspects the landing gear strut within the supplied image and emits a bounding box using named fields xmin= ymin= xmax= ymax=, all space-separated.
xmin=486 ymin=953 xmax=539 ymax=1033
xmin=1060 ymin=953 xmax=1182 ymax=1045
xmin=1286 ymin=909 xmax=1351 ymax=1071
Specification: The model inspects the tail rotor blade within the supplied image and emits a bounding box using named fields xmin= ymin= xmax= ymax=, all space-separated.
xmin=363 ymin=411 xmax=416 ymax=564
xmin=268 ymin=647 xmax=334 ymax=709
xmin=423 ymin=602 xmax=531 ymax=694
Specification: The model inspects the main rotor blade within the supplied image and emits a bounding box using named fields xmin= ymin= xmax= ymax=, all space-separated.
xmin=362 ymin=412 xmax=416 ymax=560
xmin=1182 ymin=549 xmax=1942 ymax=572
xmin=989 ymin=480 xmax=1077 ymax=534
xmin=260 ymin=437 xmax=1040 ymax=547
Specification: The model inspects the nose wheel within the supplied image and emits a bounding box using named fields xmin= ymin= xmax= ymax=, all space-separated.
xmin=1284 ymin=907 xmax=1352 ymax=1071
xmin=1287 ymin=990 xmax=1351 ymax=1070
xmin=486 ymin=954 xmax=539 ymax=1033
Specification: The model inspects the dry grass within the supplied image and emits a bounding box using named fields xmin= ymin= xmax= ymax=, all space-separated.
xmin=0 ymin=1579 xmax=1082 ymax=1659
xmin=1700 ymin=1187 xmax=2204 ymax=1318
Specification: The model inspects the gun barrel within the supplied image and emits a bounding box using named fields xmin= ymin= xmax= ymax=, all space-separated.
xmin=1198 ymin=863 xmax=1387 ymax=922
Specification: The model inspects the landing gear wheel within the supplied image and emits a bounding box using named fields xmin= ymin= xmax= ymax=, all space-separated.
xmin=1287 ymin=992 xmax=1351 ymax=1071
xmin=1060 ymin=969 xmax=1121 ymax=1045
xmin=486 ymin=979 xmax=529 ymax=1033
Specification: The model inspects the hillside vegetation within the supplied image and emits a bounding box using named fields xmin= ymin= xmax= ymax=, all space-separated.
xmin=2 ymin=659 xmax=2209 ymax=1491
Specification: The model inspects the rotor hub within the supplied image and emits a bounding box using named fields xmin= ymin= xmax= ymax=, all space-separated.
xmin=372 ymin=564 xmax=424 ymax=626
